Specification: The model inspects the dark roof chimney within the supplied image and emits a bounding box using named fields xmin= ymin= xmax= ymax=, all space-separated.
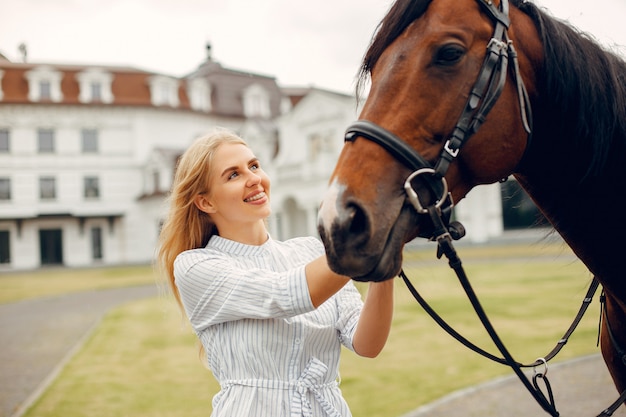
xmin=18 ymin=43 xmax=27 ymax=63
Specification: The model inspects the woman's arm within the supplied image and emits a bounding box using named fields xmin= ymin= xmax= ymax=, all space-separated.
xmin=304 ymin=255 xmax=351 ymax=308
xmin=352 ymin=280 xmax=395 ymax=358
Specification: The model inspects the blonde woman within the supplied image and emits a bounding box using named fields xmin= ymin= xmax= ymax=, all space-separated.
xmin=157 ymin=129 xmax=394 ymax=416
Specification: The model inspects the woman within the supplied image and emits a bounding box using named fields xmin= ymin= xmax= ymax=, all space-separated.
xmin=157 ymin=129 xmax=394 ymax=416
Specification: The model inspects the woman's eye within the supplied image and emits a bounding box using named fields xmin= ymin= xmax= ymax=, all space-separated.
xmin=434 ymin=44 xmax=465 ymax=66
xmin=228 ymin=171 xmax=239 ymax=180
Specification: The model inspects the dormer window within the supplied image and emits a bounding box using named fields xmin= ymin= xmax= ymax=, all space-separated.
xmin=243 ymin=83 xmax=271 ymax=118
xmin=187 ymin=77 xmax=211 ymax=112
xmin=147 ymin=75 xmax=180 ymax=107
xmin=40 ymin=80 xmax=51 ymax=100
xmin=75 ymin=68 xmax=113 ymax=103
xmin=91 ymin=82 xmax=102 ymax=101
xmin=25 ymin=66 xmax=63 ymax=102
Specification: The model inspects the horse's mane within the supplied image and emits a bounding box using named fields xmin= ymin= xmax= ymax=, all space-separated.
xmin=357 ymin=0 xmax=626 ymax=181
xmin=516 ymin=0 xmax=626 ymax=180
xmin=357 ymin=0 xmax=430 ymax=95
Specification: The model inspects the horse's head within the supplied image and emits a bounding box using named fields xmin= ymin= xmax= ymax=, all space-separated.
xmin=318 ymin=0 xmax=542 ymax=281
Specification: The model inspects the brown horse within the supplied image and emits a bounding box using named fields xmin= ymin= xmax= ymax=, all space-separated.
xmin=317 ymin=0 xmax=626 ymax=413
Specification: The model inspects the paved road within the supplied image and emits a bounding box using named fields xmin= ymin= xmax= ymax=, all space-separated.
xmin=400 ymin=354 xmax=626 ymax=417
xmin=0 ymin=285 xmax=158 ymax=417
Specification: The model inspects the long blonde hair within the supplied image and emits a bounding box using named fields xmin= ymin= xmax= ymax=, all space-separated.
xmin=157 ymin=129 xmax=248 ymax=309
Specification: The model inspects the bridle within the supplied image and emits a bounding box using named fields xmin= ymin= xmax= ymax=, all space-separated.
xmin=345 ymin=0 xmax=532 ymax=239
xmin=343 ymin=0 xmax=626 ymax=415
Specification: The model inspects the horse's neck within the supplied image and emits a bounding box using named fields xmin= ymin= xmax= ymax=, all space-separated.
xmin=515 ymin=171 xmax=625 ymax=299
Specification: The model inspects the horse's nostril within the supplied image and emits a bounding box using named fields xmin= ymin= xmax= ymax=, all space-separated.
xmin=347 ymin=202 xmax=368 ymax=236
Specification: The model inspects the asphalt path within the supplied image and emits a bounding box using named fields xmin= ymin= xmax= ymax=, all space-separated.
xmin=400 ymin=354 xmax=626 ymax=417
xmin=0 ymin=285 xmax=158 ymax=417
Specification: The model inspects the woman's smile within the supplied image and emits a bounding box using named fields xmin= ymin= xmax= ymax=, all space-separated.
xmin=244 ymin=190 xmax=268 ymax=203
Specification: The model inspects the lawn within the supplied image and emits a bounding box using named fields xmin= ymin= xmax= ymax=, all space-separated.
xmin=3 ymin=241 xmax=602 ymax=417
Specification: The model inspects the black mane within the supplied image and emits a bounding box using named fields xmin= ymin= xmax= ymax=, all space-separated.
xmin=357 ymin=0 xmax=430 ymax=94
xmin=516 ymin=0 xmax=626 ymax=180
xmin=357 ymin=0 xmax=626 ymax=181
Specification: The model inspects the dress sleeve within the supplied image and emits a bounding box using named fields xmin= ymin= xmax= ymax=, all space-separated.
xmin=173 ymin=250 xmax=315 ymax=332
xmin=334 ymin=281 xmax=364 ymax=352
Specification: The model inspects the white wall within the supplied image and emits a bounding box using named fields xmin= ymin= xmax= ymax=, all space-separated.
xmin=0 ymin=103 xmax=240 ymax=270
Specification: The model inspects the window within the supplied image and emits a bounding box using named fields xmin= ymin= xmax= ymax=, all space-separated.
xmin=91 ymin=82 xmax=102 ymax=101
xmin=91 ymin=227 xmax=103 ymax=260
xmin=76 ymin=69 xmax=114 ymax=103
xmin=0 ymin=231 xmax=9 ymax=264
xmin=25 ymin=66 xmax=63 ymax=102
xmin=243 ymin=84 xmax=271 ymax=119
xmin=309 ymin=133 xmax=323 ymax=160
xmin=38 ymin=129 xmax=55 ymax=153
xmin=308 ymin=131 xmax=335 ymax=161
xmin=84 ymin=176 xmax=100 ymax=198
xmin=147 ymin=75 xmax=180 ymax=107
xmin=0 ymin=129 xmax=9 ymax=152
xmin=243 ymin=83 xmax=271 ymax=118
xmin=152 ymin=171 xmax=160 ymax=193
xmin=187 ymin=77 xmax=211 ymax=112
xmin=81 ymin=129 xmax=98 ymax=153
xmin=39 ymin=80 xmax=51 ymax=100
xmin=40 ymin=177 xmax=56 ymax=200
xmin=159 ymin=85 xmax=170 ymax=103
xmin=0 ymin=178 xmax=10 ymax=200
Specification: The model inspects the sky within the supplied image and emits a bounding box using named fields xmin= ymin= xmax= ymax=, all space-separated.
xmin=1 ymin=0 xmax=625 ymax=94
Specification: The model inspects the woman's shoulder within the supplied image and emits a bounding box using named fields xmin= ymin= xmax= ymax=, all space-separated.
xmin=277 ymin=236 xmax=324 ymax=251
xmin=268 ymin=236 xmax=325 ymax=263
xmin=174 ymin=245 xmax=226 ymax=271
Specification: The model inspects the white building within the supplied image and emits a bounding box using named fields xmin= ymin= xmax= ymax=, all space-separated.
xmin=268 ymin=87 xmax=361 ymax=239
xmin=0 ymin=49 xmax=542 ymax=270
xmin=0 ymin=48 xmax=284 ymax=270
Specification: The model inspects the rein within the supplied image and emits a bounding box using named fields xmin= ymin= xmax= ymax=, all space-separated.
xmin=400 ymin=232 xmax=626 ymax=416
xmin=344 ymin=0 xmax=626 ymax=414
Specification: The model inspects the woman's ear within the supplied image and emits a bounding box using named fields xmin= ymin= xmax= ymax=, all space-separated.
xmin=194 ymin=193 xmax=216 ymax=214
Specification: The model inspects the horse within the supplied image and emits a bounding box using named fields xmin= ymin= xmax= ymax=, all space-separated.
xmin=317 ymin=0 xmax=626 ymax=414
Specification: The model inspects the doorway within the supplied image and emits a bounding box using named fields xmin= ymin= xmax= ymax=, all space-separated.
xmin=39 ymin=229 xmax=63 ymax=265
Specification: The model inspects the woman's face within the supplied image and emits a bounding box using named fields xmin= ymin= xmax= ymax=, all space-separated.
xmin=197 ymin=143 xmax=271 ymax=229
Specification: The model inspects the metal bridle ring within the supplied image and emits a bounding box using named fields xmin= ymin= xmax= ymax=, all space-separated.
xmin=404 ymin=168 xmax=449 ymax=214
xmin=533 ymin=357 xmax=548 ymax=377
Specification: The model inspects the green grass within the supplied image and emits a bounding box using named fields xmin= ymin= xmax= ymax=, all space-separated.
xmin=5 ymin=243 xmax=602 ymax=417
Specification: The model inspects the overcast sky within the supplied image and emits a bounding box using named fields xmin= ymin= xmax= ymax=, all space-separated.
xmin=1 ymin=0 xmax=625 ymax=94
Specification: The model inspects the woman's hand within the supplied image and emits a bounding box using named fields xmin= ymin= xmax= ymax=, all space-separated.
xmin=352 ymin=279 xmax=395 ymax=358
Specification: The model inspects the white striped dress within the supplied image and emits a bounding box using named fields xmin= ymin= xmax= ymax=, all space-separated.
xmin=173 ymin=235 xmax=364 ymax=417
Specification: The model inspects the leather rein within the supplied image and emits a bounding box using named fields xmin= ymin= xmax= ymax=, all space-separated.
xmin=344 ymin=0 xmax=626 ymax=415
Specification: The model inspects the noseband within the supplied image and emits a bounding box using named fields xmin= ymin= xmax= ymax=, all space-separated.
xmin=342 ymin=0 xmax=626 ymax=415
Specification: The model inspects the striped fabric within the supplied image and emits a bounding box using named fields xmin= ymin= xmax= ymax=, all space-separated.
xmin=174 ymin=235 xmax=363 ymax=416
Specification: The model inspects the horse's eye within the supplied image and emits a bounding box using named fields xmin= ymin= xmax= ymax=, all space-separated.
xmin=434 ymin=44 xmax=465 ymax=66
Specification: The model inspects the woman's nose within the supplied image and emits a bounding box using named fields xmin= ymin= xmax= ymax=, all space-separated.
xmin=246 ymin=170 xmax=262 ymax=186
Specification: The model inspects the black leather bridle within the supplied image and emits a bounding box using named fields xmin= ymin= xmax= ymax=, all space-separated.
xmin=343 ymin=0 xmax=626 ymax=415
xmin=345 ymin=0 xmax=531 ymax=239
